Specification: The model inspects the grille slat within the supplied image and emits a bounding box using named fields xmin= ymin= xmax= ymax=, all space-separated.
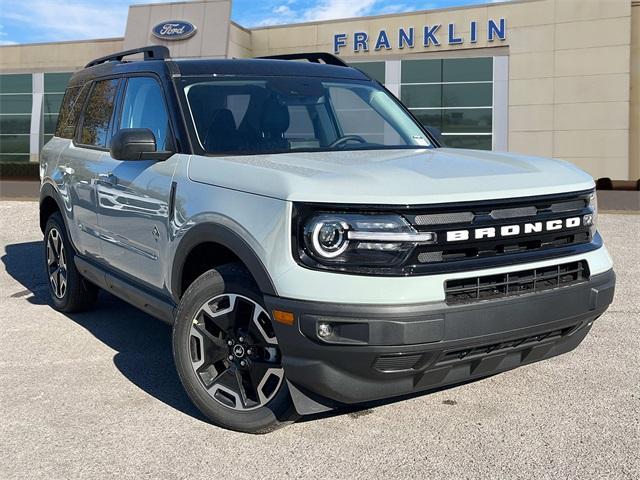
xmin=490 ymin=206 xmax=538 ymax=219
xmin=414 ymin=212 xmax=475 ymax=225
xmin=445 ymin=261 xmax=589 ymax=305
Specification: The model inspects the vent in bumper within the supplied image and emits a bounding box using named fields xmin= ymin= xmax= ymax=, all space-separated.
xmin=437 ymin=325 xmax=577 ymax=366
xmin=374 ymin=354 xmax=422 ymax=372
xmin=445 ymin=261 xmax=589 ymax=305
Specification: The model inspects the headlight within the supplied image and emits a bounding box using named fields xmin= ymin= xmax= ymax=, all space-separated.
xmin=308 ymin=218 xmax=349 ymax=258
xmin=584 ymin=191 xmax=598 ymax=236
xmin=301 ymin=212 xmax=436 ymax=271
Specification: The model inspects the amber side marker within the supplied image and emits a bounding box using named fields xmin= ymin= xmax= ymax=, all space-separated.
xmin=273 ymin=310 xmax=295 ymax=325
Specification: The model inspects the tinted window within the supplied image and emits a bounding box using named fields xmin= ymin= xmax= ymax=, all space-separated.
xmin=119 ymin=77 xmax=171 ymax=150
xmin=55 ymin=85 xmax=89 ymax=139
xmin=80 ymin=79 xmax=119 ymax=147
xmin=0 ymin=94 xmax=32 ymax=114
xmin=401 ymin=57 xmax=494 ymax=151
xmin=354 ymin=62 xmax=385 ymax=83
xmin=0 ymin=74 xmax=32 ymax=162
xmin=443 ymin=58 xmax=492 ymax=82
xmin=44 ymin=72 xmax=73 ymax=142
xmin=401 ymin=59 xmax=441 ymax=83
xmin=0 ymin=74 xmax=32 ymax=93
xmin=44 ymin=72 xmax=73 ymax=93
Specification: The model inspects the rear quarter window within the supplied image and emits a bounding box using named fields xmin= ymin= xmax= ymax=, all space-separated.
xmin=55 ymin=84 xmax=89 ymax=139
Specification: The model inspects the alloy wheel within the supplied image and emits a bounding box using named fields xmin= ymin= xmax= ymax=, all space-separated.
xmin=46 ymin=227 xmax=67 ymax=299
xmin=189 ymin=294 xmax=284 ymax=411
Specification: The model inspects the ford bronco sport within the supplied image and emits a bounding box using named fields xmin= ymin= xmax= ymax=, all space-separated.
xmin=39 ymin=46 xmax=615 ymax=433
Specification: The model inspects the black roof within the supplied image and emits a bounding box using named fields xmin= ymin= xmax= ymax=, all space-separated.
xmin=68 ymin=49 xmax=370 ymax=88
xmin=173 ymin=58 xmax=368 ymax=80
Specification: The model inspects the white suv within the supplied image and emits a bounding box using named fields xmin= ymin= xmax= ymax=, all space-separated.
xmin=39 ymin=47 xmax=615 ymax=433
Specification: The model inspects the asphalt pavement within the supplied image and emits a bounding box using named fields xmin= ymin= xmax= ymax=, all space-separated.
xmin=0 ymin=201 xmax=638 ymax=479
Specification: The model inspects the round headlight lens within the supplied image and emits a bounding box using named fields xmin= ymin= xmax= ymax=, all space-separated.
xmin=308 ymin=219 xmax=349 ymax=258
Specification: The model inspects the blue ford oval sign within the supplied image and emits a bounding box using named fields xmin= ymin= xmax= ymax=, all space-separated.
xmin=152 ymin=21 xmax=197 ymax=41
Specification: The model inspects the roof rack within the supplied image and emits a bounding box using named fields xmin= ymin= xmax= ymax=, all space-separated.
xmin=255 ymin=52 xmax=348 ymax=67
xmin=85 ymin=45 xmax=170 ymax=68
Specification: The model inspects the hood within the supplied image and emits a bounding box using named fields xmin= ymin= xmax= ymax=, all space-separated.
xmin=187 ymin=148 xmax=595 ymax=205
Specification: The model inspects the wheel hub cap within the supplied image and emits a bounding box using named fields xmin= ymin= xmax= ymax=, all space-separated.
xmin=232 ymin=344 xmax=245 ymax=358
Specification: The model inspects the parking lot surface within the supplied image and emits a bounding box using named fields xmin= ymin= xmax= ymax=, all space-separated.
xmin=0 ymin=201 xmax=638 ymax=479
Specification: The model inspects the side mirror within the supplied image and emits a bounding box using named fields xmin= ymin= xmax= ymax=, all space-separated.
xmin=110 ymin=128 xmax=173 ymax=161
xmin=424 ymin=126 xmax=444 ymax=147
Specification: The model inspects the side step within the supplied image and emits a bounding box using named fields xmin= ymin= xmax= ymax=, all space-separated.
xmin=75 ymin=256 xmax=175 ymax=324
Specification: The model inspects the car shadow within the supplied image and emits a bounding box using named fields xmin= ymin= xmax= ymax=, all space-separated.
xmin=2 ymin=241 xmax=206 ymax=423
xmin=3 ymin=241 xmax=472 ymax=426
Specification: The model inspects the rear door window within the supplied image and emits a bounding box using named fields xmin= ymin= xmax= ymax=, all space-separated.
xmin=79 ymin=78 xmax=119 ymax=148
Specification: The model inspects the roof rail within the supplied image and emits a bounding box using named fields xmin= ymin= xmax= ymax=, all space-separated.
xmin=85 ymin=45 xmax=170 ymax=68
xmin=255 ymin=52 xmax=348 ymax=67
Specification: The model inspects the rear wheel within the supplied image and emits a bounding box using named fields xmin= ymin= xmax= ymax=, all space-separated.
xmin=173 ymin=264 xmax=297 ymax=433
xmin=44 ymin=212 xmax=98 ymax=312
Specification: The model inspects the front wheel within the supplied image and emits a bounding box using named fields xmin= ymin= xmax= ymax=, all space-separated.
xmin=172 ymin=264 xmax=298 ymax=433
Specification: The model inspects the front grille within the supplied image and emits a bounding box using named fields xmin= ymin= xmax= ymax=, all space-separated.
xmin=294 ymin=190 xmax=598 ymax=276
xmin=445 ymin=261 xmax=589 ymax=305
xmin=403 ymin=190 xmax=595 ymax=272
xmin=436 ymin=325 xmax=577 ymax=366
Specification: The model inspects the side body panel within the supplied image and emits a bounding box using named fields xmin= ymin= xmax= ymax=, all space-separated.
xmin=48 ymin=140 xmax=104 ymax=259
xmin=95 ymin=155 xmax=182 ymax=290
xmin=167 ymin=156 xmax=289 ymax=301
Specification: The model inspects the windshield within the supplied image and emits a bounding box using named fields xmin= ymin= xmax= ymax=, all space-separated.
xmin=181 ymin=76 xmax=432 ymax=155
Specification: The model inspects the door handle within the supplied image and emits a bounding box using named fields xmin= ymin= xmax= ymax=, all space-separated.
xmin=96 ymin=172 xmax=117 ymax=186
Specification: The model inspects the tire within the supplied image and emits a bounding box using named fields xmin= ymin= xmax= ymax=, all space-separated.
xmin=173 ymin=263 xmax=298 ymax=433
xmin=44 ymin=212 xmax=99 ymax=313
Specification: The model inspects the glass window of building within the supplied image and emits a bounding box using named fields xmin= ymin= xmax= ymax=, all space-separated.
xmin=43 ymin=72 xmax=73 ymax=144
xmin=400 ymin=57 xmax=493 ymax=150
xmin=353 ymin=62 xmax=386 ymax=83
xmin=0 ymin=74 xmax=32 ymax=162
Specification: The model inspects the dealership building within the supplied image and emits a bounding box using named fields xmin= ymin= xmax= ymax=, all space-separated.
xmin=0 ymin=0 xmax=638 ymax=181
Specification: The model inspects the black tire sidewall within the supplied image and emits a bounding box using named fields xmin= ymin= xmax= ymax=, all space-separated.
xmin=172 ymin=265 xmax=296 ymax=433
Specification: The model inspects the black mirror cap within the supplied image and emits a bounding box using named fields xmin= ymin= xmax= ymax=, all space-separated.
xmin=110 ymin=128 xmax=173 ymax=161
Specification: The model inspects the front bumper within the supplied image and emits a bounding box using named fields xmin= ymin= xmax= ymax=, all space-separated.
xmin=265 ymin=269 xmax=615 ymax=414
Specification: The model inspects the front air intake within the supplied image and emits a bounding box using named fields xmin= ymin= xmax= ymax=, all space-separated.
xmin=445 ymin=261 xmax=589 ymax=305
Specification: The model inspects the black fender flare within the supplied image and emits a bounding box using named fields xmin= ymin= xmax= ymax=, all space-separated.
xmin=39 ymin=182 xmax=65 ymax=233
xmin=170 ymin=223 xmax=278 ymax=300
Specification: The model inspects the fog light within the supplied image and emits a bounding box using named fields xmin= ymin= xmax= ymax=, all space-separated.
xmin=317 ymin=322 xmax=333 ymax=338
xmin=583 ymin=214 xmax=594 ymax=226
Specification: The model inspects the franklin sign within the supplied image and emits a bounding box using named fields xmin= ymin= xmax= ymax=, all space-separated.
xmin=333 ymin=18 xmax=506 ymax=54
xmin=152 ymin=21 xmax=197 ymax=41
